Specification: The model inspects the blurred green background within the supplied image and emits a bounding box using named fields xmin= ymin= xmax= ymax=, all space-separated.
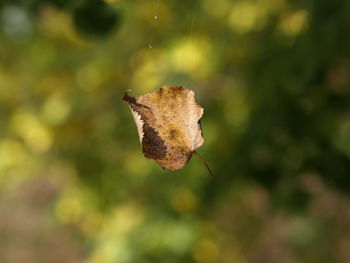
xmin=1 ymin=0 xmax=350 ymax=262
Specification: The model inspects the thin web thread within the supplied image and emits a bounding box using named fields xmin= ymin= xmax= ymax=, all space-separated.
xmin=176 ymin=0 xmax=198 ymax=87
xmin=147 ymin=0 xmax=199 ymax=88
xmin=188 ymin=1 xmax=198 ymax=42
xmin=148 ymin=0 xmax=161 ymax=49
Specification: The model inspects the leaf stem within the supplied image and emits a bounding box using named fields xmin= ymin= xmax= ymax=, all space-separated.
xmin=193 ymin=151 xmax=213 ymax=178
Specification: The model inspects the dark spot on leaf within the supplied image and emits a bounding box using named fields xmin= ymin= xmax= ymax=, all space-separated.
xmin=142 ymin=123 xmax=167 ymax=160
xmin=169 ymin=129 xmax=177 ymax=140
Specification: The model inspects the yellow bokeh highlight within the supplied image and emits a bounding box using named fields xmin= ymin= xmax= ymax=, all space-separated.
xmin=202 ymin=0 xmax=231 ymax=18
xmin=89 ymin=239 xmax=129 ymax=263
xmin=56 ymin=195 xmax=83 ymax=224
xmin=39 ymin=6 xmax=89 ymax=47
xmin=130 ymin=49 xmax=168 ymax=93
xmin=0 ymin=139 xmax=27 ymax=171
xmin=169 ymin=38 xmax=212 ymax=77
xmin=171 ymin=187 xmax=198 ymax=214
xmin=88 ymin=203 xmax=144 ymax=263
xmin=11 ymin=112 xmax=53 ymax=153
xmin=228 ymin=1 xmax=267 ymax=33
xmin=81 ymin=212 xmax=103 ymax=237
xmin=55 ymin=185 xmax=104 ymax=237
xmin=101 ymin=203 xmax=144 ymax=237
xmin=42 ymin=93 xmax=71 ymax=125
xmin=193 ymin=238 xmax=220 ymax=263
xmin=278 ymin=10 xmax=309 ymax=36
xmin=104 ymin=0 xmax=121 ymax=3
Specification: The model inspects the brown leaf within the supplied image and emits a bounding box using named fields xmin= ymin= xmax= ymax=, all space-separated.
xmin=123 ymin=86 xmax=207 ymax=172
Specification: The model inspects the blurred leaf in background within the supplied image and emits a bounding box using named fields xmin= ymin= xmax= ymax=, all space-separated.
xmin=1 ymin=0 xmax=350 ymax=262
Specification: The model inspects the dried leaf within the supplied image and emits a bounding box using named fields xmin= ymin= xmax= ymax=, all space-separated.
xmin=123 ymin=86 xmax=210 ymax=174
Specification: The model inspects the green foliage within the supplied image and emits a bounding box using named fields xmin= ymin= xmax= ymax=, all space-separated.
xmin=1 ymin=0 xmax=350 ymax=262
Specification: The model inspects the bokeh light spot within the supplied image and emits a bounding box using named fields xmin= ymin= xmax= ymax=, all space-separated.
xmin=81 ymin=212 xmax=103 ymax=237
xmin=278 ymin=10 xmax=309 ymax=36
xmin=202 ymin=0 xmax=230 ymax=18
xmin=11 ymin=112 xmax=53 ymax=153
xmin=1 ymin=5 xmax=32 ymax=41
xmin=42 ymin=93 xmax=72 ymax=125
xmin=130 ymin=50 xmax=167 ymax=93
xmin=171 ymin=187 xmax=198 ymax=214
xmin=56 ymin=196 xmax=83 ymax=224
xmin=228 ymin=2 xmax=267 ymax=33
xmin=193 ymin=238 xmax=220 ymax=263
xmin=39 ymin=6 xmax=89 ymax=47
xmin=0 ymin=139 xmax=27 ymax=171
xmin=169 ymin=38 xmax=213 ymax=77
xmin=101 ymin=204 xmax=144 ymax=237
